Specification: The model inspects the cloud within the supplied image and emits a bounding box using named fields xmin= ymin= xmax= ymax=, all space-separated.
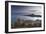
xmin=11 ymin=5 xmax=42 ymax=21
xmin=11 ymin=5 xmax=42 ymax=16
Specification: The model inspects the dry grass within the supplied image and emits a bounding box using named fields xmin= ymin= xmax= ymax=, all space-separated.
xmin=11 ymin=19 xmax=41 ymax=28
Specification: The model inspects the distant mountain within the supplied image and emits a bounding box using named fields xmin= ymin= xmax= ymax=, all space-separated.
xmin=24 ymin=14 xmax=41 ymax=17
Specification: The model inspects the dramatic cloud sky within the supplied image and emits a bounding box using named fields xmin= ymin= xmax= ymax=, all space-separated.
xmin=11 ymin=5 xmax=42 ymax=22
xmin=11 ymin=5 xmax=42 ymax=15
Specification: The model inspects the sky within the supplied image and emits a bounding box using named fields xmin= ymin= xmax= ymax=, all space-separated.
xmin=11 ymin=5 xmax=42 ymax=23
